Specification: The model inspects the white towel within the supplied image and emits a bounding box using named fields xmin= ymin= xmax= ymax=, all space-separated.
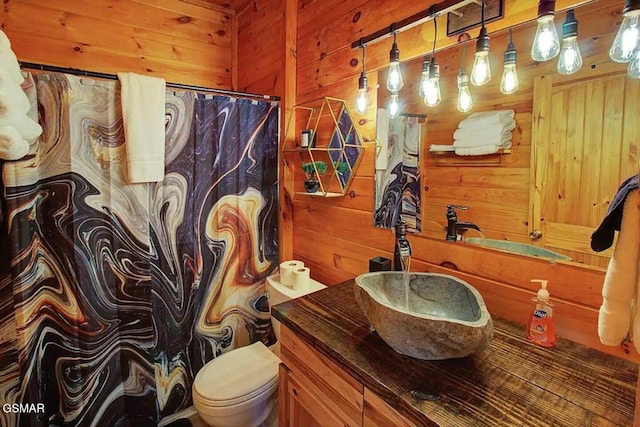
xmin=0 ymin=69 xmax=31 ymax=113
xmin=0 ymin=97 xmax=42 ymax=142
xmin=598 ymin=190 xmax=640 ymax=350
xmin=454 ymin=136 xmax=512 ymax=149
xmin=0 ymin=30 xmax=23 ymax=85
xmin=429 ymin=144 xmax=455 ymax=152
xmin=0 ymin=125 xmax=29 ymax=160
xmin=458 ymin=110 xmax=515 ymax=129
xmin=454 ymin=144 xmax=502 ymax=156
xmin=118 ymin=72 xmax=166 ymax=183
xmin=453 ymin=122 xmax=515 ymax=142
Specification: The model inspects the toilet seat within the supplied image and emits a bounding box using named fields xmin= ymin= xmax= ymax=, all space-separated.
xmin=193 ymin=341 xmax=279 ymax=407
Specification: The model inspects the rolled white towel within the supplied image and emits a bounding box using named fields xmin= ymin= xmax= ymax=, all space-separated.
xmin=454 ymin=137 xmax=512 ymax=149
xmin=0 ymin=30 xmax=24 ymax=85
xmin=0 ymin=125 xmax=29 ymax=160
xmin=454 ymin=144 xmax=501 ymax=156
xmin=459 ymin=110 xmax=515 ymax=129
xmin=453 ymin=122 xmax=515 ymax=142
xmin=429 ymin=144 xmax=455 ymax=152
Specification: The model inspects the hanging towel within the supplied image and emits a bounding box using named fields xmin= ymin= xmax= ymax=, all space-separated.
xmin=591 ymin=174 xmax=639 ymax=252
xmin=0 ymin=96 xmax=42 ymax=141
xmin=0 ymin=125 xmax=28 ymax=160
xmin=429 ymin=144 xmax=455 ymax=152
xmin=597 ymin=189 xmax=640 ymax=351
xmin=454 ymin=144 xmax=502 ymax=156
xmin=458 ymin=109 xmax=515 ymax=129
xmin=117 ymin=72 xmax=166 ymax=183
xmin=0 ymin=30 xmax=24 ymax=85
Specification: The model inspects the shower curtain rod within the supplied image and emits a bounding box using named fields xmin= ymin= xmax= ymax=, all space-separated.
xmin=20 ymin=62 xmax=281 ymax=102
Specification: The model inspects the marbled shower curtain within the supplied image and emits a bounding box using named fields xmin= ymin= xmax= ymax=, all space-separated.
xmin=0 ymin=73 xmax=279 ymax=426
xmin=374 ymin=114 xmax=421 ymax=233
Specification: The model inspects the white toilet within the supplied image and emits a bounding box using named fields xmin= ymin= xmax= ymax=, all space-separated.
xmin=192 ymin=269 xmax=326 ymax=427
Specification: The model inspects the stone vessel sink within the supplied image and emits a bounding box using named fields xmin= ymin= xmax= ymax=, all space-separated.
xmin=465 ymin=238 xmax=572 ymax=261
xmin=354 ymin=272 xmax=493 ymax=360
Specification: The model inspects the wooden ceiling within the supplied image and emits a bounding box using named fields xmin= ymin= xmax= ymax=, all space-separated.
xmin=179 ymin=0 xmax=254 ymax=13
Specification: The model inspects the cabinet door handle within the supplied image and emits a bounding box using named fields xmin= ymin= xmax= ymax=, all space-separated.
xmin=529 ymin=229 xmax=542 ymax=240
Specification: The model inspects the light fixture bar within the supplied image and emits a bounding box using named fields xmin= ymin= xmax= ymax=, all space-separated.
xmin=350 ymin=0 xmax=479 ymax=49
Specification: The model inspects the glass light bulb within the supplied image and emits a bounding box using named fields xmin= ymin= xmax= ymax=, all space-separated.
xmin=386 ymin=62 xmax=403 ymax=92
xmin=424 ymin=78 xmax=441 ymax=107
xmin=355 ymin=88 xmax=368 ymax=114
xmin=500 ymin=63 xmax=519 ymax=94
xmin=471 ymin=51 xmax=491 ymax=86
xmin=457 ymin=88 xmax=472 ymax=113
xmin=531 ymin=15 xmax=560 ymax=61
xmin=387 ymin=94 xmax=400 ymax=118
xmin=418 ymin=70 xmax=429 ymax=98
xmin=628 ymin=49 xmax=640 ymax=78
xmin=557 ymin=36 xmax=583 ymax=75
xmin=610 ymin=11 xmax=640 ymax=62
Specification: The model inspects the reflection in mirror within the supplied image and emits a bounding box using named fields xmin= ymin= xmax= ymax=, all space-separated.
xmin=328 ymin=106 xmax=361 ymax=189
xmin=375 ymin=0 xmax=637 ymax=270
xmin=374 ymin=109 xmax=422 ymax=233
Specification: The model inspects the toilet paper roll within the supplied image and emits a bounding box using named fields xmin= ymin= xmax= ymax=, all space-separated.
xmin=279 ymin=260 xmax=304 ymax=288
xmin=292 ymin=267 xmax=310 ymax=291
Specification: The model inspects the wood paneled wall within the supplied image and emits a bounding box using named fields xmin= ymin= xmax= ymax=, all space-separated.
xmin=290 ymin=0 xmax=640 ymax=362
xmin=1 ymin=0 xmax=234 ymax=88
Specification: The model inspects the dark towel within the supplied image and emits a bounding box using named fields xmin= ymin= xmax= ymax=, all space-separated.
xmin=591 ymin=174 xmax=639 ymax=252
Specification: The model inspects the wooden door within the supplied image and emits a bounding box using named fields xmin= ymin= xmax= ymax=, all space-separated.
xmin=530 ymin=73 xmax=640 ymax=268
xmin=363 ymin=388 xmax=416 ymax=427
xmin=279 ymin=364 xmax=349 ymax=427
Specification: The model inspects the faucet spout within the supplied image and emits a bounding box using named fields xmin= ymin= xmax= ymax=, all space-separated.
xmin=456 ymin=222 xmax=481 ymax=232
xmin=445 ymin=205 xmax=482 ymax=242
xmin=394 ymin=221 xmax=412 ymax=271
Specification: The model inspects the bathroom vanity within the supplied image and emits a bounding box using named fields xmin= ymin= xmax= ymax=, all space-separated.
xmin=272 ymin=280 xmax=638 ymax=426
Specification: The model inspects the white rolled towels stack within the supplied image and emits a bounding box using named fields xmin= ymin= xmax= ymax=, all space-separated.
xmin=279 ymin=260 xmax=305 ymax=288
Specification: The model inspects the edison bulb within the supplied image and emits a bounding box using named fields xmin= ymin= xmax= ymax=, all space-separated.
xmin=610 ymin=10 xmax=640 ymax=62
xmin=355 ymin=88 xmax=368 ymax=114
xmin=457 ymin=76 xmax=472 ymax=113
xmin=386 ymin=62 xmax=403 ymax=92
xmin=628 ymin=50 xmax=640 ymax=78
xmin=418 ymin=70 xmax=429 ymax=98
xmin=557 ymin=36 xmax=583 ymax=75
xmin=424 ymin=79 xmax=441 ymax=107
xmin=531 ymin=15 xmax=560 ymax=61
xmin=387 ymin=94 xmax=400 ymax=118
xmin=500 ymin=63 xmax=519 ymax=94
xmin=471 ymin=51 xmax=491 ymax=86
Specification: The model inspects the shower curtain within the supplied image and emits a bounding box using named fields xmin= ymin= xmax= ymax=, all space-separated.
xmin=0 ymin=73 xmax=279 ymax=426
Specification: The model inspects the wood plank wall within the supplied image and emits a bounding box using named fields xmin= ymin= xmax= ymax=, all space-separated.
xmin=290 ymin=0 xmax=640 ymax=362
xmin=0 ymin=0 xmax=234 ymax=88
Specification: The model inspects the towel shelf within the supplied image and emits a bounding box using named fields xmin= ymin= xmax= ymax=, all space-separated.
xmin=430 ymin=148 xmax=511 ymax=166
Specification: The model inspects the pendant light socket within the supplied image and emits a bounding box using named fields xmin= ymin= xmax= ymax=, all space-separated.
xmin=421 ymin=56 xmax=430 ymax=72
xmin=537 ymin=0 xmax=556 ymax=18
xmin=562 ymin=9 xmax=578 ymax=38
xmin=624 ymin=0 xmax=640 ymax=14
xmin=428 ymin=57 xmax=440 ymax=79
xmin=475 ymin=27 xmax=490 ymax=53
xmin=389 ymin=42 xmax=400 ymax=63
xmin=358 ymin=72 xmax=368 ymax=89
xmin=504 ymin=40 xmax=517 ymax=65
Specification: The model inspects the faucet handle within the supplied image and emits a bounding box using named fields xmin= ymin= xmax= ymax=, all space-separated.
xmin=447 ymin=204 xmax=469 ymax=211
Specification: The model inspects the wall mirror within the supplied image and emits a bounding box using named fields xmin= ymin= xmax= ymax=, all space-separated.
xmin=375 ymin=0 xmax=638 ymax=271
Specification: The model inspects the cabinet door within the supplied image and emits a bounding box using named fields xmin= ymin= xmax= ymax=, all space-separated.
xmin=363 ymin=388 xmax=416 ymax=427
xmin=280 ymin=364 xmax=349 ymax=427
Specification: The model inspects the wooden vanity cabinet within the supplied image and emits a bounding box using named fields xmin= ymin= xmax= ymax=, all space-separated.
xmin=278 ymin=325 xmax=415 ymax=427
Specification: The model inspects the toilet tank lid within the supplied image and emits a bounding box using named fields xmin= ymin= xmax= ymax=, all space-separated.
xmin=193 ymin=341 xmax=279 ymax=403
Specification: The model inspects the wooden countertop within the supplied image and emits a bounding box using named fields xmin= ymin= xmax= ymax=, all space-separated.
xmin=271 ymin=280 xmax=638 ymax=427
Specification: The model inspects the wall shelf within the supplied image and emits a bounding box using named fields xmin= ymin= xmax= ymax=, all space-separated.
xmin=281 ymin=97 xmax=365 ymax=197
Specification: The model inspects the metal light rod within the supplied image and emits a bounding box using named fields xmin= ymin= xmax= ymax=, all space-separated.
xmin=350 ymin=0 xmax=480 ymax=49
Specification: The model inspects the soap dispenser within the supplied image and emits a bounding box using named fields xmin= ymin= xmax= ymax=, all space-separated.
xmin=527 ymin=279 xmax=556 ymax=348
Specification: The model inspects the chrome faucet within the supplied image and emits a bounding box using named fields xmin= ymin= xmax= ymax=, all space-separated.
xmin=393 ymin=221 xmax=412 ymax=271
xmin=446 ymin=205 xmax=481 ymax=241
